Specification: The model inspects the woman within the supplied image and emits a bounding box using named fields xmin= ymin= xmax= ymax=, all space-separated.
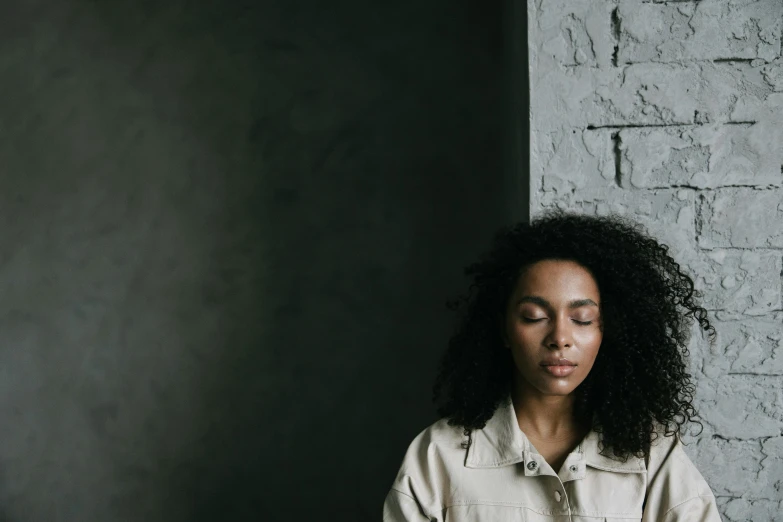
xmin=384 ymin=212 xmax=722 ymax=521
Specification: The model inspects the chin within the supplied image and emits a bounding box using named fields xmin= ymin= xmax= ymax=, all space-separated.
xmin=538 ymin=386 xmax=576 ymax=396
xmin=514 ymin=370 xmax=585 ymax=397
xmin=523 ymin=378 xmax=579 ymax=396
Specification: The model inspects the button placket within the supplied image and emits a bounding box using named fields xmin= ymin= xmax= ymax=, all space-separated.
xmin=560 ymin=456 xmax=586 ymax=482
xmin=523 ymin=451 xmax=543 ymax=476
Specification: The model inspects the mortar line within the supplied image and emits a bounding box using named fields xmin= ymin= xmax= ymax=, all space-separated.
xmin=611 ymin=5 xmax=620 ymax=68
xmin=713 ymin=58 xmax=755 ymax=63
xmin=637 ymin=184 xmax=780 ymax=191
xmin=622 ymin=58 xmax=762 ymax=66
xmin=727 ymin=372 xmax=783 ymax=377
xmin=612 ymin=132 xmax=622 ymax=187
xmin=699 ymin=247 xmax=783 ymax=253
xmin=585 ymin=121 xmax=756 ymax=131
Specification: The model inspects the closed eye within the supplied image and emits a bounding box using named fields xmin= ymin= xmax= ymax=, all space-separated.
xmin=521 ymin=317 xmax=593 ymax=326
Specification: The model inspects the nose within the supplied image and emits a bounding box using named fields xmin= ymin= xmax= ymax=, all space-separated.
xmin=545 ymin=317 xmax=573 ymax=349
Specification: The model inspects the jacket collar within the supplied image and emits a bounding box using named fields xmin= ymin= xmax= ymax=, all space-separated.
xmin=464 ymin=394 xmax=646 ymax=473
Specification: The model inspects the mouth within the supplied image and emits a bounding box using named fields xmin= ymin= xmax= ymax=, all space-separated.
xmin=540 ymin=365 xmax=576 ymax=377
xmin=540 ymin=358 xmax=577 ymax=377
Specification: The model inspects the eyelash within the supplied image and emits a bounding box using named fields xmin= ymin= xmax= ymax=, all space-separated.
xmin=521 ymin=318 xmax=593 ymax=326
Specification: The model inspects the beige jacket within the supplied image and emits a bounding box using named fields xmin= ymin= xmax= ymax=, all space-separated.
xmin=384 ymin=395 xmax=721 ymax=521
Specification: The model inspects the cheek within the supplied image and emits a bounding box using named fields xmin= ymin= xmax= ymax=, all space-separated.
xmin=509 ymin=324 xmax=543 ymax=348
xmin=576 ymin=329 xmax=603 ymax=360
xmin=508 ymin=330 xmax=546 ymax=370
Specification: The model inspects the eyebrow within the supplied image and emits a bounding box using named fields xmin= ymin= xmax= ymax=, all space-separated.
xmin=515 ymin=296 xmax=599 ymax=309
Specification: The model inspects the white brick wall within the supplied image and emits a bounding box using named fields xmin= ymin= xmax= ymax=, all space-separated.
xmin=527 ymin=0 xmax=783 ymax=519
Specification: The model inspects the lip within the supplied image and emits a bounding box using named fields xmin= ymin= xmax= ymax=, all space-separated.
xmin=540 ymin=358 xmax=577 ymax=377
xmin=541 ymin=365 xmax=577 ymax=377
xmin=541 ymin=357 xmax=576 ymax=366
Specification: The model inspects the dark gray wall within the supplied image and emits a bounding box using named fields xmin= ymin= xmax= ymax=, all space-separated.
xmin=504 ymin=0 xmax=529 ymax=223
xmin=0 ymin=1 xmax=516 ymax=520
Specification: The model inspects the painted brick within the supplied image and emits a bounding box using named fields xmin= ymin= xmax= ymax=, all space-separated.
xmin=532 ymin=61 xmax=781 ymax=131
xmin=760 ymin=436 xmax=783 ymax=494
xmin=528 ymin=0 xmax=614 ymax=68
xmin=619 ymin=122 xmax=783 ymax=189
xmin=695 ymin=375 xmax=783 ymax=439
xmin=699 ymin=188 xmax=783 ymax=248
xmin=697 ymin=317 xmax=783 ymax=378
xmin=528 ymin=0 xmax=783 ymax=517
xmin=732 ymin=60 xmax=783 ymax=121
xmin=618 ymin=0 xmax=782 ymax=64
xmin=690 ymin=249 xmax=782 ymax=315
xmin=532 ymin=128 xmax=615 ymax=196
xmin=536 ymin=187 xmax=698 ymax=260
xmin=688 ymin=436 xmax=765 ymax=498
xmin=719 ymin=497 xmax=783 ymax=522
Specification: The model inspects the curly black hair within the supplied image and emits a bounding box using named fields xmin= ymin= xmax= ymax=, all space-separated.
xmin=433 ymin=210 xmax=715 ymax=461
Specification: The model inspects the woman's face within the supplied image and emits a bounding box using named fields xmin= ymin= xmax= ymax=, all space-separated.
xmin=503 ymin=259 xmax=603 ymax=397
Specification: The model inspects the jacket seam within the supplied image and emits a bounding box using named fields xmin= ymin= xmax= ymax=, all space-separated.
xmin=585 ymin=464 xmax=646 ymax=473
xmin=389 ymin=487 xmax=416 ymax=501
xmin=444 ymin=501 xmax=572 ymax=516
xmin=662 ymin=494 xmax=716 ymax=518
xmin=465 ymin=457 xmax=525 ymax=468
xmin=442 ymin=499 xmax=641 ymax=517
xmin=390 ymin=491 xmax=647 ymax=519
xmin=389 ymin=487 xmax=436 ymax=518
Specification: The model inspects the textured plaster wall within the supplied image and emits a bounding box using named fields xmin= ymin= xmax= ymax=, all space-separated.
xmin=527 ymin=0 xmax=783 ymax=520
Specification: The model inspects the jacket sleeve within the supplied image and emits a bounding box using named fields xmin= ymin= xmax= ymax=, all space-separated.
xmin=383 ymin=487 xmax=431 ymax=522
xmin=642 ymin=434 xmax=722 ymax=522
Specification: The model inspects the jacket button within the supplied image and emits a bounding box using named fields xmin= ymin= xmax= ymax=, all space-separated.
xmin=569 ymin=465 xmax=578 ymax=473
xmin=526 ymin=461 xmax=538 ymax=471
xmin=554 ymin=490 xmax=562 ymax=502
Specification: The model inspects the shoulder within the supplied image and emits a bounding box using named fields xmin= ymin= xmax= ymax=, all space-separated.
xmin=394 ymin=417 xmax=467 ymax=477
xmin=388 ymin=418 xmax=467 ymax=505
xmin=647 ymin=430 xmax=707 ymax=485
xmin=645 ymin=430 xmax=717 ymax=513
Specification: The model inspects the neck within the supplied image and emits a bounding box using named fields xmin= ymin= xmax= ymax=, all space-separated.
xmin=511 ymin=379 xmax=584 ymax=441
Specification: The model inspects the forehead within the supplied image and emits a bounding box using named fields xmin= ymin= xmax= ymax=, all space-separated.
xmin=512 ymin=259 xmax=600 ymax=298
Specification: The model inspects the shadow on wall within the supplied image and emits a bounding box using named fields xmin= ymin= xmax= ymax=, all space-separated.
xmin=0 ymin=0 xmax=508 ymax=520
